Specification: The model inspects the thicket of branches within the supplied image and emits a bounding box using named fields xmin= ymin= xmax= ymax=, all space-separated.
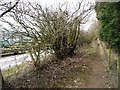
xmin=1 ymin=1 xmax=94 ymax=67
xmin=0 ymin=0 xmax=95 ymax=88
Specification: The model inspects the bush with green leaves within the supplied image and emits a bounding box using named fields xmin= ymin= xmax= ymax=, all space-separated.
xmin=96 ymin=2 xmax=120 ymax=87
xmin=96 ymin=2 xmax=120 ymax=52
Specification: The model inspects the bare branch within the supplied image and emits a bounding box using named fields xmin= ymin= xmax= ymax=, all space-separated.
xmin=0 ymin=0 xmax=19 ymax=18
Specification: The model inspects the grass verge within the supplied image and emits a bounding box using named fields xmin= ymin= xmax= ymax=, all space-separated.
xmin=2 ymin=62 xmax=28 ymax=77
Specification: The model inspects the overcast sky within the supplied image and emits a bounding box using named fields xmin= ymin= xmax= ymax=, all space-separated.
xmin=1 ymin=0 xmax=97 ymax=31
xmin=24 ymin=0 xmax=97 ymax=31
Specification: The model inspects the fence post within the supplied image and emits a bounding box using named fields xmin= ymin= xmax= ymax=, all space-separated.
xmin=0 ymin=27 xmax=5 ymax=89
xmin=0 ymin=26 xmax=2 ymax=90
xmin=0 ymin=68 xmax=5 ymax=90
xmin=108 ymin=48 xmax=111 ymax=71
xmin=118 ymin=53 xmax=120 ymax=89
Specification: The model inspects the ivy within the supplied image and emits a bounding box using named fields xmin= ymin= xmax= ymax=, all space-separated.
xmin=96 ymin=2 xmax=120 ymax=52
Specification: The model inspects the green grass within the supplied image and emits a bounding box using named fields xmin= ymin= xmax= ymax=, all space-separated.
xmin=2 ymin=63 xmax=28 ymax=77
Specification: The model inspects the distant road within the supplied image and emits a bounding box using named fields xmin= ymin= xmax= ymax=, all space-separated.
xmin=0 ymin=54 xmax=31 ymax=70
xmin=0 ymin=50 xmax=52 ymax=70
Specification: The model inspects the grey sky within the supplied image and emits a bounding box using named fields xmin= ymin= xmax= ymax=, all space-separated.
xmin=26 ymin=0 xmax=97 ymax=31
xmin=1 ymin=0 xmax=97 ymax=31
xmin=95 ymin=0 xmax=120 ymax=2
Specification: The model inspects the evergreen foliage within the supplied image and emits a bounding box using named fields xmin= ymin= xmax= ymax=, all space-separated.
xmin=96 ymin=2 xmax=120 ymax=52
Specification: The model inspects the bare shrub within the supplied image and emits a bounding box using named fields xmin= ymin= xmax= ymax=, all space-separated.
xmin=1 ymin=1 xmax=94 ymax=65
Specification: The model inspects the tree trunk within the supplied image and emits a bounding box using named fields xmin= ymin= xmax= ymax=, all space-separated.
xmin=0 ymin=69 xmax=2 ymax=90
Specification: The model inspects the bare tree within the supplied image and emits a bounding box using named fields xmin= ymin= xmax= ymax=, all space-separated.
xmin=0 ymin=0 xmax=19 ymax=18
